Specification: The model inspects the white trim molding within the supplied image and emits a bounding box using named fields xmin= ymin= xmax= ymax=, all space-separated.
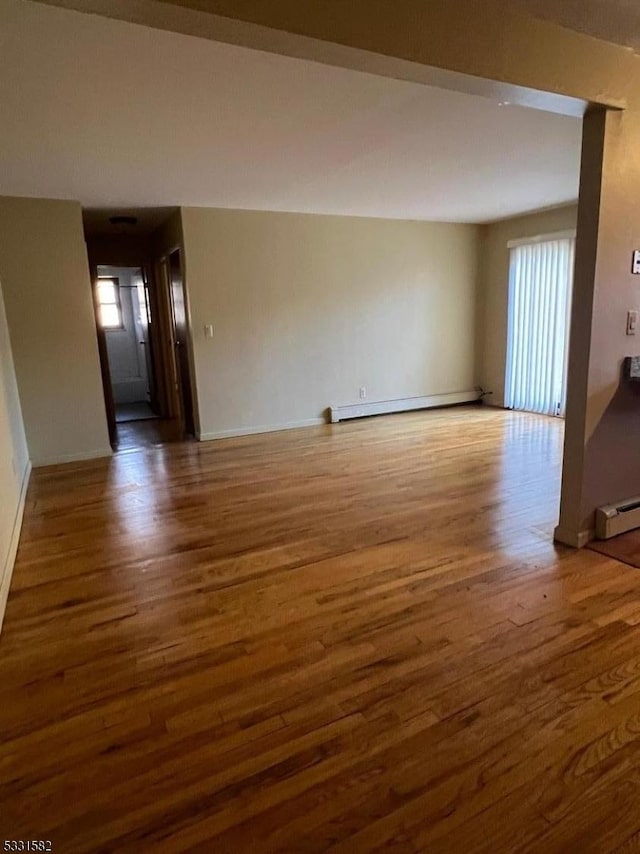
xmin=330 ymin=390 xmax=480 ymax=423
xmin=33 ymin=447 xmax=113 ymax=468
xmin=553 ymin=524 xmax=594 ymax=549
xmin=0 ymin=460 xmax=32 ymax=633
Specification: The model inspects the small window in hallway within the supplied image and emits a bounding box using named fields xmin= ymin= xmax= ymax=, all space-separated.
xmin=505 ymin=233 xmax=575 ymax=417
xmin=96 ymin=276 xmax=123 ymax=329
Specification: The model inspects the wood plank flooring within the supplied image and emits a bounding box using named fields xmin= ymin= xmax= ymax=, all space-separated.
xmin=116 ymin=416 xmax=184 ymax=450
xmin=2 ymin=406 xmax=640 ymax=852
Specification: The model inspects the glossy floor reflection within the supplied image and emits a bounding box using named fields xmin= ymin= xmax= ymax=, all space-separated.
xmin=115 ymin=402 xmax=158 ymax=423
xmin=2 ymin=407 xmax=640 ymax=851
xmin=115 ymin=416 xmax=184 ymax=451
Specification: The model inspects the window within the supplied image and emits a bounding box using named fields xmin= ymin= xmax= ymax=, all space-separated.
xmin=505 ymin=233 xmax=575 ymax=417
xmin=96 ymin=277 xmax=123 ymax=329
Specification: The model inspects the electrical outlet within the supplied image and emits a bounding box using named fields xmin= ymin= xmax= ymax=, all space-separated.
xmin=359 ymin=386 xmax=367 ymax=400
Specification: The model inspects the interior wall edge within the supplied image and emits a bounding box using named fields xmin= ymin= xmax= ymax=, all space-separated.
xmin=0 ymin=459 xmax=31 ymax=635
xmin=0 ymin=196 xmax=113 ymax=464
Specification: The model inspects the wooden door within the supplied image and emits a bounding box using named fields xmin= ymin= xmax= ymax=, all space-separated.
xmin=134 ymin=267 xmax=158 ymax=412
xmin=167 ymin=249 xmax=195 ymax=437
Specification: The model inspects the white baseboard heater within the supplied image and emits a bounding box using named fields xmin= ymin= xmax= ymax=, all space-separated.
xmin=330 ymin=389 xmax=481 ymax=424
xmin=595 ymin=497 xmax=640 ymax=540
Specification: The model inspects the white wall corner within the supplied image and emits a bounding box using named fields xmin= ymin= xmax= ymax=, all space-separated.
xmin=0 ymin=460 xmax=32 ymax=634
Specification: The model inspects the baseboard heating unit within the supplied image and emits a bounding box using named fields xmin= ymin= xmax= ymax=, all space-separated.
xmin=595 ymin=497 xmax=640 ymax=539
xmin=330 ymin=390 xmax=481 ymax=424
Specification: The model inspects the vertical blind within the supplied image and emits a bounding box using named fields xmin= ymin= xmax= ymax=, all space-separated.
xmin=505 ymin=234 xmax=575 ymax=417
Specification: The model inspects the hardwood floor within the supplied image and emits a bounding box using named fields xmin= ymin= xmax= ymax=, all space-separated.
xmin=115 ymin=402 xmax=158 ymax=424
xmin=2 ymin=406 xmax=640 ymax=852
xmin=115 ymin=416 xmax=184 ymax=451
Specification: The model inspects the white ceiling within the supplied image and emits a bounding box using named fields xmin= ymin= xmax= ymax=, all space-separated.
xmin=0 ymin=0 xmax=581 ymax=224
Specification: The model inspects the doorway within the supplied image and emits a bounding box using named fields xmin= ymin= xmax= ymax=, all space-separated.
xmin=505 ymin=232 xmax=576 ymax=417
xmin=96 ymin=266 xmax=157 ymax=426
xmin=90 ymin=247 xmax=196 ymax=452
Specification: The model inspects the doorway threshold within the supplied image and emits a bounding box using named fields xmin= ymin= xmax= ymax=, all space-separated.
xmin=115 ymin=418 xmax=187 ymax=452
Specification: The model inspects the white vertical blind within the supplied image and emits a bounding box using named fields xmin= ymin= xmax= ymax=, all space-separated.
xmin=505 ymin=235 xmax=575 ymax=417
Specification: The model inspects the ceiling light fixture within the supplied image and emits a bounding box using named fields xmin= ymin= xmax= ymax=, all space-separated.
xmin=108 ymin=215 xmax=138 ymax=226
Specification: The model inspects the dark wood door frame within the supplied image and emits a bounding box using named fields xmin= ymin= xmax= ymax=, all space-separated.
xmin=155 ymin=256 xmax=183 ymax=428
xmin=140 ymin=263 xmax=173 ymax=420
xmin=87 ymin=233 xmax=197 ymax=447
xmin=136 ymin=267 xmax=158 ymax=415
xmin=155 ymin=250 xmax=196 ymax=439
xmin=168 ymin=249 xmax=196 ymax=437
xmin=89 ymin=259 xmax=172 ymax=447
xmin=89 ymin=261 xmax=117 ymax=448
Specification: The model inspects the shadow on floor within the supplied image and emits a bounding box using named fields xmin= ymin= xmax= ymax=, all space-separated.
xmin=115 ymin=417 xmax=185 ymax=451
xmin=115 ymin=402 xmax=158 ymax=423
xmin=588 ymin=530 xmax=640 ymax=570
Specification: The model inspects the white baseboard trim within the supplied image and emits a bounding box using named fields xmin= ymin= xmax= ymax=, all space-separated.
xmin=330 ymin=390 xmax=481 ymax=423
xmin=0 ymin=460 xmax=32 ymax=634
xmin=553 ymin=524 xmax=594 ymax=549
xmin=33 ymin=447 xmax=113 ymax=468
xmin=200 ymin=417 xmax=326 ymax=441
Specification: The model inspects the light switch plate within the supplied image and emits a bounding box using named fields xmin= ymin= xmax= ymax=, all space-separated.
xmin=632 ymin=250 xmax=640 ymax=275
xmin=627 ymin=311 xmax=638 ymax=336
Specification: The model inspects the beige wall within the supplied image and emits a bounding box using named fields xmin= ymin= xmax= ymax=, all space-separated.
xmin=477 ymin=204 xmax=578 ymax=407
xmin=180 ymin=207 xmax=479 ymax=438
xmin=0 ymin=197 xmax=111 ymax=465
xmin=153 ymin=209 xmax=184 ymax=259
xmin=0 ymin=278 xmax=29 ymax=628
xmin=567 ymin=109 xmax=640 ymax=539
